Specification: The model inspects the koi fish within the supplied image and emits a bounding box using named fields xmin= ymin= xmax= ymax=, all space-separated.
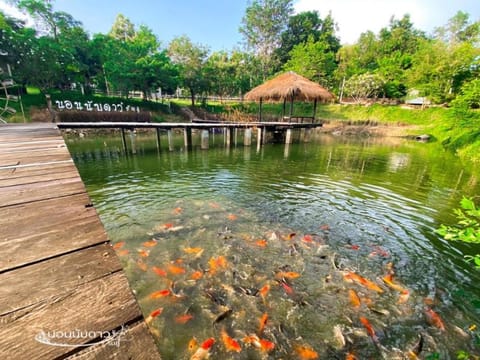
xmin=359 ymin=316 xmax=378 ymax=342
xmin=302 ymin=234 xmax=313 ymax=243
xmin=348 ymin=289 xmax=361 ymax=309
xmin=145 ymin=307 xmax=163 ymax=324
xmin=116 ymin=249 xmax=129 ymax=256
xmin=382 ymin=274 xmax=406 ymax=293
xmin=282 ymin=232 xmax=296 ymax=240
xmin=255 ymin=239 xmax=268 ymax=247
xmin=113 ymin=241 xmax=125 ymax=250
xmin=346 ymin=352 xmax=358 ymax=360
xmin=152 ymin=266 xmax=167 ymax=277
xmin=275 ymin=271 xmax=301 ymax=280
xmin=259 ymin=284 xmax=270 ymax=303
xmin=190 ymin=337 xmax=215 ymax=360
xmin=173 ymin=207 xmax=183 ymax=215
xmin=280 ymin=281 xmax=294 ymax=295
xmin=294 ymin=344 xmax=319 ymax=359
xmin=167 ymin=264 xmax=186 ymax=275
xmin=208 ymin=256 xmax=227 ymax=275
xmin=343 ymin=272 xmax=384 ymax=293
xmin=188 ymin=337 xmax=198 ymax=352
xmin=137 ymin=260 xmax=148 ymax=271
xmin=175 ymin=313 xmax=193 ymax=324
xmin=190 ymin=270 xmax=203 ymax=280
xmin=183 ymin=247 xmax=204 ymax=256
xmin=149 ymin=289 xmax=171 ymax=299
xmin=227 ymin=213 xmax=237 ymax=221
xmin=142 ymin=239 xmax=157 ymax=247
xmin=164 ymin=223 xmax=174 ymax=229
xmin=209 ymin=202 xmax=220 ymax=209
xmin=259 ymin=339 xmax=275 ymax=352
xmin=258 ymin=313 xmax=268 ymax=335
xmin=398 ymin=290 xmax=410 ymax=304
xmin=348 ymin=244 xmax=360 ymax=250
xmin=424 ymin=308 xmax=445 ymax=331
xmin=221 ymin=329 xmax=241 ymax=352
xmin=138 ymin=249 xmax=150 ymax=258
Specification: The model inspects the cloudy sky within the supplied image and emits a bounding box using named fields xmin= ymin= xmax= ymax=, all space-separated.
xmin=1 ymin=0 xmax=478 ymax=49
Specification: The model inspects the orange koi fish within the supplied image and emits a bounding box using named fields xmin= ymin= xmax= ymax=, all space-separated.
xmin=149 ymin=289 xmax=171 ymax=299
xmin=145 ymin=307 xmax=163 ymax=324
xmin=398 ymin=290 xmax=410 ymax=304
xmin=259 ymin=284 xmax=270 ymax=302
xmin=117 ymin=249 xmax=129 ymax=256
xmin=255 ymin=239 xmax=268 ymax=247
xmin=294 ymin=344 xmax=319 ymax=359
xmin=259 ymin=338 xmax=275 ymax=352
xmin=183 ymin=247 xmax=204 ymax=255
xmin=346 ymin=352 xmax=358 ymax=360
xmin=173 ymin=207 xmax=183 ymax=215
xmin=302 ymin=234 xmax=314 ymax=243
xmin=280 ymin=281 xmax=294 ymax=295
xmin=221 ymin=329 xmax=241 ymax=353
xmin=343 ymin=272 xmax=384 ymax=293
xmin=282 ymin=232 xmax=296 ymax=240
xmin=138 ymin=249 xmax=150 ymax=258
xmin=359 ymin=316 xmax=378 ymax=342
xmin=348 ymin=244 xmax=360 ymax=250
xmin=208 ymin=256 xmax=228 ymax=275
xmin=424 ymin=308 xmax=445 ymax=331
xmin=382 ymin=274 xmax=404 ymax=291
xmin=113 ymin=241 xmax=125 ymax=250
xmin=275 ymin=271 xmax=301 ymax=280
xmin=258 ymin=313 xmax=268 ymax=335
xmin=348 ymin=289 xmax=361 ymax=309
xmin=227 ymin=213 xmax=237 ymax=221
xmin=175 ymin=314 xmax=194 ymax=324
xmin=190 ymin=270 xmax=203 ymax=280
xmin=167 ymin=264 xmax=186 ymax=275
xmin=137 ymin=260 xmax=148 ymax=272
xmin=164 ymin=223 xmax=174 ymax=229
xmin=152 ymin=266 xmax=167 ymax=277
xmin=142 ymin=239 xmax=157 ymax=247
xmin=188 ymin=337 xmax=198 ymax=352
xmin=190 ymin=337 xmax=215 ymax=360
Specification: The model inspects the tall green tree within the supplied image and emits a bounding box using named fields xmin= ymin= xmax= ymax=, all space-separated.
xmin=168 ymin=35 xmax=209 ymax=106
xmin=239 ymin=0 xmax=293 ymax=79
xmin=283 ymin=35 xmax=337 ymax=87
xmin=109 ymin=14 xmax=135 ymax=42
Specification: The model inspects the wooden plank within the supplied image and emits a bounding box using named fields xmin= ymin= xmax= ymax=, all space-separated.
xmin=0 ymin=272 xmax=143 ymax=359
xmin=0 ymin=243 xmax=122 ymax=314
xmin=65 ymin=321 xmax=160 ymax=360
xmin=0 ymin=149 xmax=72 ymax=167
xmin=0 ymin=176 xmax=86 ymax=208
xmin=0 ymin=162 xmax=77 ymax=185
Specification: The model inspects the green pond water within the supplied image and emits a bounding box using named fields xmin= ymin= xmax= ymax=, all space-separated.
xmin=65 ymin=130 xmax=480 ymax=359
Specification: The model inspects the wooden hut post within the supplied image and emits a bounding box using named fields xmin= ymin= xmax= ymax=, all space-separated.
xmin=289 ymin=91 xmax=294 ymax=122
xmin=312 ymin=99 xmax=318 ymax=123
xmin=258 ymin=97 xmax=263 ymax=122
xmin=155 ymin=128 xmax=161 ymax=152
xmin=167 ymin=129 xmax=174 ymax=151
xmin=282 ymin=98 xmax=287 ymax=120
xmin=200 ymin=129 xmax=209 ymax=150
xmin=121 ymin=128 xmax=128 ymax=154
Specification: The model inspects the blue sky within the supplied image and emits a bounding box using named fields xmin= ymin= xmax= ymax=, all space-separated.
xmin=1 ymin=0 xmax=479 ymax=50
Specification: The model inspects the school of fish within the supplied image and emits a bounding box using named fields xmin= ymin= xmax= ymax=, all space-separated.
xmin=111 ymin=199 xmax=478 ymax=359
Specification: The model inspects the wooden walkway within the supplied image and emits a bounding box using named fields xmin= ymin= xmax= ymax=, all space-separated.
xmin=0 ymin=123 xmax=161 ymax=359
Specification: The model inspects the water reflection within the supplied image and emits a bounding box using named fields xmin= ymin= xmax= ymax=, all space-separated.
xmin=66 ymin=132 xmax=480 ymax=358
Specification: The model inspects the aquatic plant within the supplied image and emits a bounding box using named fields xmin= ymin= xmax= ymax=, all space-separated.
xmin=436 ymin=197 xmax=480 ymax=268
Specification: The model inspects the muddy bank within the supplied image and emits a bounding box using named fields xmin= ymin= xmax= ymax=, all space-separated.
xmin=317 ymin=121 xmax=421 ymax=138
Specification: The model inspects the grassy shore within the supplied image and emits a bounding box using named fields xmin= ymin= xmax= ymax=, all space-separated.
xmin=2 ymin=93 xmax=479 ymax=164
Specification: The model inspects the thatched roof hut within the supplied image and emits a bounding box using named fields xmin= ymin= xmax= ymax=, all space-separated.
xmin=244 ymin=72 xmax=334 ymax=122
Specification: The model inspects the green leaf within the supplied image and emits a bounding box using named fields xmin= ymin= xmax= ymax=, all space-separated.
xmin=461 ymin=197 xmax=475 ymax=211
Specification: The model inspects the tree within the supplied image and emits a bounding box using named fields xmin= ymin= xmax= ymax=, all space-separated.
xmin=434 ymin=11 xmax=480 ymax=45
xmin=109 ymin=14 xmax=135 ymax=42
xmin=168 ymin=35 xmax=209 ymax=106
xmin=344 ymin=73 xmax=385 ymax=103
xmin=283 ymin=35 xmax=336 ymax=87
xmin=239 ymin=0 xmax=293 ymax=79
xmin=16 ymin=0 xmax=81 ymax=40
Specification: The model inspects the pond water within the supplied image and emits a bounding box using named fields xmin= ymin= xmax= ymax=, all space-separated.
xmin=65 ymin=130 xmax=480 ymax=359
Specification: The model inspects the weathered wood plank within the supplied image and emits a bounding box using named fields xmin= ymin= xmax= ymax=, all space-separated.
xmin=65 ymin=321 xmax=160 ymax=360
xmin=0 ymin=164 xmax=78 ymax=187
xmin=0 ymin=272 xmax=143 ymax=359
xmin=0 ymin=243 xmax=122 ymax=315
xmin=0 ymin=150 xmax=72 ymax=167
xmin=0 ymin=177 xmax=86 ymax=207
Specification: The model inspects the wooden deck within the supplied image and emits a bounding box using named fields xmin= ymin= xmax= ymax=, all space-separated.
xmin=0 ymin=123 xmax=161 ymax=359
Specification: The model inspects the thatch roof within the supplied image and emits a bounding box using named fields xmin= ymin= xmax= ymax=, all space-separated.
xmin=245 ymin=71 xmax=334 ymax=102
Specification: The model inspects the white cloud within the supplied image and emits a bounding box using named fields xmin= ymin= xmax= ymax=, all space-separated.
xmin=294 ymin=0 xmax=430 ymax=44
xmin=0 ymin=0 xmax=35 ymax=27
